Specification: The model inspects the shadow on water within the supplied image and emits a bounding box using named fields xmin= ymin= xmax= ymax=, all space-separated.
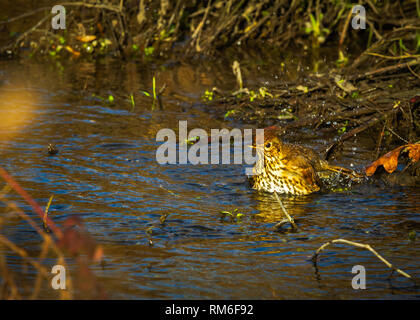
xmin=0 ymin=53 xmax=419 ymax=299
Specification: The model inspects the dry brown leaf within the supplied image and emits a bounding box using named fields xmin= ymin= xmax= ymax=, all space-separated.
xmin=365 ymin=143 xmax=420 ymax=176
xmin=406 ymin=144 xmax=420 ymax=162
xmin=75 ymin=35 xmax=96 ymax=42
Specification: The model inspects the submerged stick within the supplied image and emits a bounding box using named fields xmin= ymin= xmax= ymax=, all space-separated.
xmin=311 ymin=239 xmax=412 ymax=280
xmin=0 ymin=167 xmax=61 ymax=237
xmin=273 ymin=192 xmax=298 ymax=230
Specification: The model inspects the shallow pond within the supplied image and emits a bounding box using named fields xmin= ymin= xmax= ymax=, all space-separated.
xmin=0 ymin=54 xmax=419 ymax=299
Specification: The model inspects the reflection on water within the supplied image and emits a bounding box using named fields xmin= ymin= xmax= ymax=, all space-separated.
xmin=0 ymin=54 xmax=419 ymax=299
xmin=0 ymin=85 xmax=39 ymax=142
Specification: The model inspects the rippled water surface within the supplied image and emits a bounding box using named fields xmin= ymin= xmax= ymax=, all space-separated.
xmin=0 ymin=55 xmax=419 ymax=299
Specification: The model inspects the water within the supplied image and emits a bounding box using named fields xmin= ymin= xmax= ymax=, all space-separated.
xmin=0 ymin=56 xmax=419 ymax=299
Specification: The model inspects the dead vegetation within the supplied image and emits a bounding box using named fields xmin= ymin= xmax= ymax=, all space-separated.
xmin=0 ymin=0 xmax=419 ymax=59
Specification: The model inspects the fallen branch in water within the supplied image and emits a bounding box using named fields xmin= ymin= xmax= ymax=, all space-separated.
xmin=311 ymin=239 xmax=412 ymax=280
xmin=273 ymin=192 xmax=298 ymax=231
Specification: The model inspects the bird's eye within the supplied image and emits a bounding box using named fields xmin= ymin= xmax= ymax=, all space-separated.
xmin=265 ymin=142 xmax=271 ymax=149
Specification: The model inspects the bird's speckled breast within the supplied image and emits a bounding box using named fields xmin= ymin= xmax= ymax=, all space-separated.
xmin=249 ymin=157 xmax=318 ymax=195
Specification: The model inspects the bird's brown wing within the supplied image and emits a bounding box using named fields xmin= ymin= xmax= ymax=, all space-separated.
xmin=281 ymin=153 xmax=321 ymax=191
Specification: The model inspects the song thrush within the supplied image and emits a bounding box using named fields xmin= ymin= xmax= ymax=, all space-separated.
xmin=248 ymin=127 xmax=362 ymax=195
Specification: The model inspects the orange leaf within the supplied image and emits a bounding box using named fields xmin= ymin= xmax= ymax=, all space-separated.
xmin=75 ymin=35 xmax=96 ymax=42
xmin=365 ymin=146 xmax=404 ymax=176
xmin=365 ymin=143 xmax=420 ymax=176
xmin=406 ymin=143 xmax=420 ymax=162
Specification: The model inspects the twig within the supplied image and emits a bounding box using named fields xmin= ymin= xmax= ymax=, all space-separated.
xmin=366 ymin=0 xmax=380 ymax=15
xmin=354 ymin=58 xmax=420 ymax=80
xmin=366 ymin=20 xmax=383 ymax=42
xmin=407 ymin=63 xmax=420 ymax=80
xmin=43 ymin=195 xmax=54 ymax=232
xmin=1 ymin=14 xmax=52 ymax=52
xmin=351 ymin=26 xmax=420 ymax=69
xmin=365 ymin=52 xmax=420 ymax=60
xmin=375 ymin=122 xmax=386 ymax=160
xmin=191 ymin=0 xmax=212 ymax=52
xmin=385 ymin=126 xmax=410 ymax=144
xmin=0 ymin=7 xmax=49 ymax=25
xmin=59 ymin=2 xmax=122 ymax=14
xmin=324 ymin=104 xmax=403 ymax=160
xmin=324 ymin=114 xmax=380 ymax=160
xmin=273 ymin=192 xmax=298 ymax=230
xmin=0 ymin=167 xmax=61 ymax=237
xmin=338 ymin=8 xmax=353 ymax=49
xmin=311 ymin=239 xmax=412 ymax=280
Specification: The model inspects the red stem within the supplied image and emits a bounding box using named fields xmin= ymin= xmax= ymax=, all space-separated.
xmin=0 ymin=166 xmax=62 ymax=238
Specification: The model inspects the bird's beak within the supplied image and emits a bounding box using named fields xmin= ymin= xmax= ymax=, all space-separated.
xmin=247 ymin=144 xmax=263 ymax=150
